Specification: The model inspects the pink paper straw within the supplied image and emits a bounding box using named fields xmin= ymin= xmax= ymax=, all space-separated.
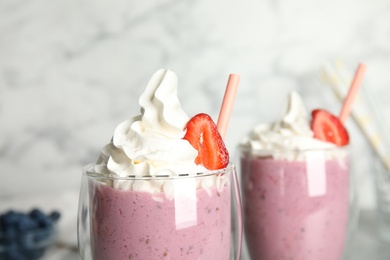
xmin=339 ymin=63 xmax=367 ymax=123
xmin=217 ymin=74 xmax=240 ymax=139
xmin=217 ymin=73 xmax=241 ymax=260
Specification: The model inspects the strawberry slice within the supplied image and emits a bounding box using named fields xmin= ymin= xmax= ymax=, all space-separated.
xmin=183 ymin=113 xmax=229 ymax=170
xmin=311 ymin=109 xmax=349 ymax=146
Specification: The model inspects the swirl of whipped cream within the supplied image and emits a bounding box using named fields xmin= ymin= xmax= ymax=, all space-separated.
xmin=95 ymin=69 xmax=206 ymax=179
xmin=240 ymin=91 xmax=336 ymax=155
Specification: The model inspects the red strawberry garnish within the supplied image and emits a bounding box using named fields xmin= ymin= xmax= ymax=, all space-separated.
xmin=183 ymin=113 xmax=229 ymax=170
xmin=311 ymin=109 xmax=349 ymax=146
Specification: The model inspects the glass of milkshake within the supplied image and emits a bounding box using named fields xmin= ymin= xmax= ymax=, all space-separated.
xmin=77 ymin=69 xmax=242 ymax=260
xmin=78 ymin=164 xmax=238 ymax=260
xmin=238 ymin=92 xmax=352 ymax=260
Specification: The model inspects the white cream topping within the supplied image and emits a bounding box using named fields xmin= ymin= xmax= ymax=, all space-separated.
xmin=94 ymin=69 xmax=227 ymax=196
xmin=240 ymin=91 xmax=345 ymax=160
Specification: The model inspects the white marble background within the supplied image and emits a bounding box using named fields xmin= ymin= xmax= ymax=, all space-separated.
xmin=1 ymin=0 xmax=390 ymax=220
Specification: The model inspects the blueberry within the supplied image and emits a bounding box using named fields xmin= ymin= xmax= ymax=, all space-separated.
xmin=29 ymin=209 xmax=52 ymax=228
xmin=3 ymin=227 xmax=17 ymax=240
xmin=49 ymin=211 xmax=61 ymax=222
xmin=32 ymin=227 xmax=52 ymax=244
xmin=0 ymin=211 xmax=18 ymax=230
xmin=16 ymin=215 xmax=37 ymax=233
xmin=4 ymin=243 xmax=22 ymax=260
xmin=28 ymin=209 xmax=45 ymax=222
xmin=38 ymin=218 xmax=52 ymax=229
xmin=17 ymin=234 xmax=32 ymax=250
xmin=0 ymin=229 xmax=16 ymax=249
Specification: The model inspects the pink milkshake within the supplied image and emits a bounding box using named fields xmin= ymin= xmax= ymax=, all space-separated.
xmin=240 ymin=150 xmax=349 ymax=260
xmin=239 ymin=92 xmax=351 ymax=260
xmin=89 ymin=169 xmax=232 ymax=260
xmin=78 ymin=69 xmax=240 ymax=260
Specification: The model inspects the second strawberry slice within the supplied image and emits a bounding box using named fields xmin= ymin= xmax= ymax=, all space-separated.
xmin=183 ymin=113 xmax=229 ymax=170
xmin=311 ymin=109 xmax=349 ymax=146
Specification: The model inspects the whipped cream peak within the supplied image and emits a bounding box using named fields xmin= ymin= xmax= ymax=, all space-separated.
xmin=139 ymin=69 xmax=189 ymax=136
xmin=241 ymin=91 xmax=336 ymax=156
xmin=280 ymin=91 xmax=313 ymax=137
xmin=95 ymin=69 xmax=206 ymax=180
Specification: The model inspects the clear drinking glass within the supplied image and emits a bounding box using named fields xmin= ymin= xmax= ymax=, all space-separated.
xmin=238 ymin=146 xmax=354 ymax=260
xmin=78 ymin=164 xmax=242 ymax=260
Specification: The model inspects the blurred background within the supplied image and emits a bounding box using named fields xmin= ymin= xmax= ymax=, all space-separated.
xmin=1 ymin=0 xmax=390 ymax=257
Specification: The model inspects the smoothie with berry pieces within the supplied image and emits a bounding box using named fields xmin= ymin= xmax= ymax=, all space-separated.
xmin=86 ymin=69 xmax=234 ymax=260
xmin=240 ymin=151 xmax=349 ymax=260
xmin=239 ymin=92 xmax=350 ymax=260
xmin=90 ymin=174 xmax=231 ymax=260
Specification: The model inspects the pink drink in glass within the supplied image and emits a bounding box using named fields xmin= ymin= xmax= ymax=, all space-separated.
xmin=85 ymin=165 xmax=236 ymax=260
xmin=240 ymin=148 xmax=349 ymax=260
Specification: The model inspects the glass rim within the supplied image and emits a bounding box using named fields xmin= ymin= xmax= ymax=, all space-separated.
xmin=82 ymin=163 xmax=235 ymax=181
xmin=238 ymin=144 xmax=349 ymax=154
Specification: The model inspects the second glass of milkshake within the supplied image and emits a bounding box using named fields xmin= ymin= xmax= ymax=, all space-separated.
xmin=238 ymin=92 xmax=352 ymax=260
